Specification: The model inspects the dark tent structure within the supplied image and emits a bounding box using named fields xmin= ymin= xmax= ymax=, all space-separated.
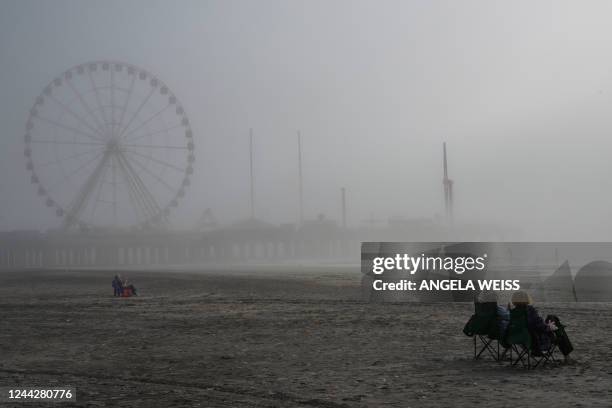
xmin=541 ymin=260 xmax=577 ymax=302
xmin=574 ymin=260 xmax=612 ymax=302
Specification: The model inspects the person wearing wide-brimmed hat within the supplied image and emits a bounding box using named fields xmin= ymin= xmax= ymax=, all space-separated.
xmin=511 ymin=290 xmax=573 ymax=362
xmin=511 ymin=291 xmax=551 ymax=355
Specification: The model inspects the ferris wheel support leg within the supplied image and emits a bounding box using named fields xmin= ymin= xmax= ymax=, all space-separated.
xmin=61 ymin=150 xmax=112 ymax=230
xmin=115 ymin=150 xmax=160 ymax=225
xmin=119 ymin=151 xmax=170 ymax=226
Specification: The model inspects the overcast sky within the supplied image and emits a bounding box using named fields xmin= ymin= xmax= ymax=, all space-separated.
xmin=2 ymin=0 xmax=612 ymax=239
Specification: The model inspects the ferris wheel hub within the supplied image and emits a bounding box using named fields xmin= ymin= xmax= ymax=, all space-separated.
xmin=106 ymin=138 xmax=120 ymax=152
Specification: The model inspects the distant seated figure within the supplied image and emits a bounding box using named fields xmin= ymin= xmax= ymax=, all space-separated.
xmin=112 ymin=275 xmax=123 ymax=297
xmin=122 ymin=279 xmax=137 ymax=297
xmin=510 ymin=291 xmax=573 ymax=361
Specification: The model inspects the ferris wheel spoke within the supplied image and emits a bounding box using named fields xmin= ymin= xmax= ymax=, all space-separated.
xmin=115 ymin=74 xmax=136 ymax=139
xmin=125 ymin=123 xmax=183 ymax=143
xmin=120 ymin=143 xmax=188 ymax=150
xmin=110 ymin=67 xmax=116 ymax=137
xmin=120 ymin=104 xmax=171 ymax=140
xmin=123 ymin=148 xmax=186 ymax=173
xmin=65 ymin=77 xmax=107 ymax=135
xmin=47 ymin=150 xmax=105 ymax=193
xmin=124 ymin=152 xmax=177 ymax=192
xmin=37 ymin=145 xmax=105 ymax=168
xmin=30 ymin=139 xmax=105 ymax=147
xmin=110 ymin=155 xmax=118 ymax=225
xmin=34 ymin=116 xmax=105 ymax=143
xmin=117 ymin=86 xmax=156 ymax=140
xmin=87 ymin=70 xmax=110 ymax=134
xmin=48 ymin=94 xmax=106 ymax=141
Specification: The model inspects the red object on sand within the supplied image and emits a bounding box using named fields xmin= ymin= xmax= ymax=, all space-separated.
xmin=122 ymin=287 xmax=133 ymax=297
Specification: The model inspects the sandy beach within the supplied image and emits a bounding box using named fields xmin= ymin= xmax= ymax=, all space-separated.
xmin=1 ymin=268 xmax=611 ymax=407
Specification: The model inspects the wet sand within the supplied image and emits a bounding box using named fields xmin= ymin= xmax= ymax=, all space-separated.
xmin=1 ymin=268 xmax=611 ymax=407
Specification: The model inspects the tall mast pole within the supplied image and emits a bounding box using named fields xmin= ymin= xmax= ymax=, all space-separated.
xmin=249 ymin=128 xmax=255 ymax=220
xmin=443 ymin=142 xmax=453 ymax=223
xmin=297 ymin=130 xmax=304 ymax=225
xmin=443 ymin=142 xmax=448 ymax=217
xmin=341 ymin=187 xmax=346 ymax=229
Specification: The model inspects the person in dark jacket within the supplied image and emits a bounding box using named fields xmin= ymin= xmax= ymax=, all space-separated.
xmin=112 ymin=275 xmax=123 ymax=296
xmin=511 ymin=291 xmax=574 ymax=362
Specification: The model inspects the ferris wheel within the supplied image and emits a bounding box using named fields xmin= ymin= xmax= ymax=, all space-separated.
xmin=24 ymin=61 xmax=195 ymax=231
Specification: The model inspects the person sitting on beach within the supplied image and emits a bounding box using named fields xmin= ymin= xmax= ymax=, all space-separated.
xmin=112 ymin=275 xmax=123 ymax=297
xmin=510 ymin=291 xmax=573 ymax=362
xmin=122 ymin=279 xmax=138 ymax=296
xmin=478 ymin=290 xmax=510 ymax=338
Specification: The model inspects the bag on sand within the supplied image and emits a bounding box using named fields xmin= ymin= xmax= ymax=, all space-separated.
xmin=546 ymin=314 xmax=574 ymax=356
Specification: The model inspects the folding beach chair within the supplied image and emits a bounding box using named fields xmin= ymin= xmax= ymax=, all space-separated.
xmin=505 ymin=305 xmax=557 ymax=369
xmin=532 ymin=341 xmax=558 ymax=368
xmin=505 ymin=305 xmax=531 ymax=368
xmin=463 ymin=302 xmax=501 ymax=361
